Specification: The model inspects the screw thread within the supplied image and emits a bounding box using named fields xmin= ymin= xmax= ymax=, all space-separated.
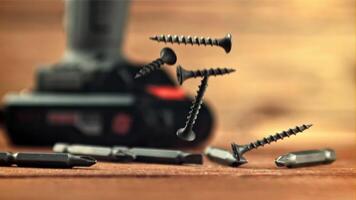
xmin=190 ymin=68 xmax=235 ymax=78
xmin=151 ymin=35 xmax=219 ymax=47
xmin=135 ymin=59 xmax=163 ymax=78
xmin=184 ymin=76 xmax=209 ymax=129
xmin=245 ymin=124 xmax=313 ymax=152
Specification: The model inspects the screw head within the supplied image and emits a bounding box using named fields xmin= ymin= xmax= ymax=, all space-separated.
xmin=176 ymin=65 xmax=191 ymax=85
xmin=176 ymin=127 xmax=196 ymax=141
xmin=160 ymin=47 xmax=177 ymax=65
xmin=231 ymin=143 xmax=248 ymax=166
xmin=219 ymin=33 xmax=232 ymax=53
xmin=176 ymin=65 xmax=184 ymax=85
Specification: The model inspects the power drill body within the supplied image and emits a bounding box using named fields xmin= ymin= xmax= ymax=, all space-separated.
xmin=2 ymin=0 xmax=214 ymax=147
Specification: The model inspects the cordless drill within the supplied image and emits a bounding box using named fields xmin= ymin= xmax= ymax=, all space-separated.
xmin=2 ymin=0 xmax=214 ymax=147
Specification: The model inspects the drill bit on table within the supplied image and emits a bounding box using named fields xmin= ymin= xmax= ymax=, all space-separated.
xmin=53 ymin=143 xmax=135 ymax=162
xmin=204 ymin=147 xmax=238 ymax=167
xmin=53 ymin=143 xmax=203 ymax=165
xmin=275 ymin=148 xmax=336 ymax=168
xmin=0 ymin=152 xmax=96 ymax=168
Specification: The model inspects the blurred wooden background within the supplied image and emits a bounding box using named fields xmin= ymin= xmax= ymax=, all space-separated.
xmin=0 ymin=0 xmax=354 ymax=149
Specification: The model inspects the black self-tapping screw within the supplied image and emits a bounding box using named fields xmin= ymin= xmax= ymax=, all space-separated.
xmin=176 ymin=65 xmax=236 ymax=85
xmin=176 ymin=75 xmax=209 ymax=141
xmin=135 ymin=47 xmax=177 ymax=79
xmin=231 ymin=124 xmax=313 ymax=166
xmin=150 ymin=34 xmax=232 ymax=53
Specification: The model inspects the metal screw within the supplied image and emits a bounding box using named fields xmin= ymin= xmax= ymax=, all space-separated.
xmin=176 ymin=75 xmax=209 ymax=141
xmin=150 ymin=34 xmax=232 ymax=53
xmin=176 ymin=65 xmax=236 ymax=85
xmin=231 ymin=124 xmax=313 ymax=166
xmin=135 ymin=47 xmax=177 ymax=79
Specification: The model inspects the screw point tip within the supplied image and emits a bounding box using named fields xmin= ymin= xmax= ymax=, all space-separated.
xmin=306 ymin=124 xmax=313 ymax=128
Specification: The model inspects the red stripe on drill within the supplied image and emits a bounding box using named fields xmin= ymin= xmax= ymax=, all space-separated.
xmin=146 ymin=85 xmax=186 ymax=100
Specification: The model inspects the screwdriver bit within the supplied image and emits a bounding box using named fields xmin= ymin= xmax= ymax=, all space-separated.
xmin=275 ymin=148 xmax=336 ymax=168
xmin=53 ymin=143 xmax=202 ymax=165
xmin=53 ymin=143 xmax=135 ymax=162
xmin=204 ymin=147 xmax=238 ymax=167
xmin=0 ymin=152 xmax=96 ymax=168
xmin=129 ymin=147 xmax=202 ymax=165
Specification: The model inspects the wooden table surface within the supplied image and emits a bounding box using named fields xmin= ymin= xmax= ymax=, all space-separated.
xmin=0 ymin=0 xmax=355 ymax=199
xmin=0 ymin=129 xmax=355 ymax=200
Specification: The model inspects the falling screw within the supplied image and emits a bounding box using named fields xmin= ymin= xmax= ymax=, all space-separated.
xmin=176 ymin=75 xmax=209 ymax=141
xmin=231 ymin=124 xmax=313 ymax=166
xmin=135 ymin=47 xmax=177 ymax=79
xmin=150 ymin=33 xmax=232 ymax=53
xmin=176 ymin=65 xmax=236 ymax=85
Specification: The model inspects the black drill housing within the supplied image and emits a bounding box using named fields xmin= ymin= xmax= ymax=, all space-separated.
xmin=2 ymin=0 xmax=214 ymax=147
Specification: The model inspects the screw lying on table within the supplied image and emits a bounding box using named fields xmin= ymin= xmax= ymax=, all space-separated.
xmin=176 ymin=75 xmax=209 ymax=141
xmin=150 ymin=33 xmax=232 ymax=53
xmin=231 ymin=124 xmax=313 ymax=166
xmin=176 ymin=65 xmax=235 ymax=85
xmin=135 ymin=47 xmax=177 ymax=79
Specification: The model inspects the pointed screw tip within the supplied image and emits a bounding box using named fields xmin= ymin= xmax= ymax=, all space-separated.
xmin=305 ymin=124 xmax=313 ymax=128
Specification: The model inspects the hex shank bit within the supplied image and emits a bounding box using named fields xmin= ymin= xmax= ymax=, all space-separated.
xmin=53 ymin=143 xmax=135 ymax=162
xmin=204 ymin=147 xmax=239 ymax=167
xmin=0 ymin=152 xmax=96 ymax=168
xmin=53 ymin=143 xmax=202 ymax=165
xmin=129 ymin=147 xmax=202 ymax=165
xmin=275 ymin=148 xmax=336 ymax=168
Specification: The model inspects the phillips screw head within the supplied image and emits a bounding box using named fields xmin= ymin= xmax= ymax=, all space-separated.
xmin=160 ymin=47 xmax=177 ymax=65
